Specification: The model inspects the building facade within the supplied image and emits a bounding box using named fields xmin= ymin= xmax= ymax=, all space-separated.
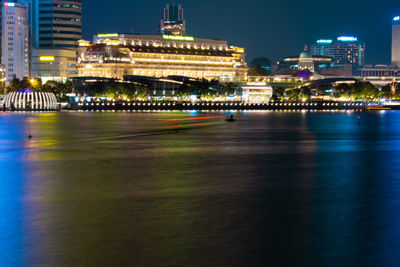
xmin=30 ymin=0 xmax=81 ymax=81
xmin=282 ymin=47 xmax=332 ymax=74
xmin=360 ymin=65 xmax=400 ymax=78
xmin=2 ymin=2 xmax=30 ymax=83
xmin=240 ymin=81 xmax=272 ymax=103
xmin=31 ymin=48 xmax=78 ymax=83
xmin=392 ymin=16 xmax=400 ymax=67
xmin=78 ymin=34 xmax=247 ymax=80
xmin=31 ymin=0 xmax=82 ymax=48
xmin=311 ymin=36 xmax=365 ymax=66
xmin=311 ymin=39 xmax=333 ymax=57
xmin=160 ymin=4 xmax=185 ymax=36
xmin=93 ymin=33 xmax=228 ymax=51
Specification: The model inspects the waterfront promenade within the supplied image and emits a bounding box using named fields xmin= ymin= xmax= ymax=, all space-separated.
xmin=70 ymin=101 xmax=393 ymax=111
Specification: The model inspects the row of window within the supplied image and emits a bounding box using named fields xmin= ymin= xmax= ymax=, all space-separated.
xmin=39 ymin=17 xmax=81 ymax=22
xmin=39 ymin=30 xmax=81 ymax=35
xmin=54 ymin=4 xmax=81 ymax=9
xmin=39 ymin=10 xmax=81 ymax=16
xmin=54 ymin=17 xmax=81 ymax=22
xmin=53 ymin=10 xmax=81 ymax=15
xmin=40 ymin=37 xmax=79 ymax=41
xmin=39 ymin=23 xmax=81 ymax=29
xmin=39 ymin=44 xmax=76 ymax=48
xmin=40 ymin=3 xmax=81 ymax=8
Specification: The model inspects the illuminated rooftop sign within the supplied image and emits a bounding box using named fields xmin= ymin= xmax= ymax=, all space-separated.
xmin=4 ymin=2 xmax=15 ymax=7
xmin=39 ymin=56 xmax=55 ymax=62
xmin=317 ymin=39 xmax=332 ymax=44
xmin=394 ymin=16 xmax=400 ymax=21
xmin=337 ymin=36 xmax=358 ymax=42
xmin=97 ymin=33 xmax=119 ymax=38
xmin=163 ymin=35 xmax=194 ymax=41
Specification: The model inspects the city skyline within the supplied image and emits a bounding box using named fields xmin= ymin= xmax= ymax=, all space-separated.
xmin=82 ymin=0 xmax=400 ymax=65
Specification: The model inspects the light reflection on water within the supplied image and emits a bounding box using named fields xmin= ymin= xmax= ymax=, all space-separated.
xmin=0 ymin=111 xmax=400 ymax=266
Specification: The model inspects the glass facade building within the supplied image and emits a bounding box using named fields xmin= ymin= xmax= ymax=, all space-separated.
xmin=311 ymin=37 xmax=365 ymax=66
xmin=32 ymin=0 xmax=82 ymax=48
xmin=30 ymin=0 xmax=81 ymax=81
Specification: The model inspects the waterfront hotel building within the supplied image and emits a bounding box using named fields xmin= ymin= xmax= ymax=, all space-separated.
xmin=311 ymin=36 xmax=366 ymax=66
xmin=77 ymin=33 xmax=248 ymax=80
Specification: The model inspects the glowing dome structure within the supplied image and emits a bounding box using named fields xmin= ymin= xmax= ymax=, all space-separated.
xmin=3 ymin=91 xmax=58 ymax=111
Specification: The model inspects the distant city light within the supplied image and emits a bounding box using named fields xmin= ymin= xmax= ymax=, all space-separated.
xmin=39 ymin=56 xmax=55 ymax=62
xmin=317 ymin=39 xmax=333 ymax=44
xmin=337 ymin=36 xmax=358 ymax=42
xmin=97 ymin=33 xmax=119 ymax=38
xmin=394 ymin=16 xmax=400 ymax=21
xmin=163 ymin=35 xmax=194 ymax=41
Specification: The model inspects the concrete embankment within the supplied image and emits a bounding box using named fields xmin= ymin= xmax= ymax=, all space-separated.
xmin=69 ymin=102 xmax=382 ymax=111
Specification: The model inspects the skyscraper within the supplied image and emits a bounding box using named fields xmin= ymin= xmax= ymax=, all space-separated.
xmin=2 ymin=2 xmax=30 ymax=83
xmin=392 ymin=16 xmax=400 ymax=67
xmin=311 ymin=36 xmax=365 ymax=66
xmin=30 ymin=0 xmax=81 ymax=82
xmin=311 ymin=39 xmax=333 ymax=57
xmin=31 ymin=0 xmax=82 ymax=48
xmin=160 ymin=4 xmax=185 ymax=36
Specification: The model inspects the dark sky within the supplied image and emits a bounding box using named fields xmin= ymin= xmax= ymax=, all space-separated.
xmin=82 ymin=0 xmax=400 ymax=65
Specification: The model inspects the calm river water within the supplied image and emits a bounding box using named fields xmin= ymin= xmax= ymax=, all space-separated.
xmin=1 ymin=110 xmax=400 ymax=266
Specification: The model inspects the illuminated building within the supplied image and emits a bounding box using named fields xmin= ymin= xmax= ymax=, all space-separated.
xmin=392 ymin=16 xmax=400 ymax=67
xmin=241 ymin=81 xmax=272 ymax=103
xmin=311 ymin=36 xmax=365 ymax=66
xmin=333 ymin=37 xmax=365 ymax=65
xmin=3 ymin=91 xmax=58 ymax=110
xmin=32 ymin=48 xmax=78 ymax=83
xmin=0 ymin=65 xmax=6 ymax=93
xmin=30 ymin=0 xmax=81 ymax=82
xmin=78 ymin=33 xmax=247 ymax=80
xmin=311 ymin=39 xmax=333 ymax=57
xmin=2 ymin=2 xmax=30 ymax=84
xmin=361 ymin=64 xmax=400 ymax=78
xmin=93 ymin=33 xmax=228 ymax=51
xmin=298 ymin=46 xmax=315 ymax=71
xmin=31 ymin=0 xmax=82 ymax=48
xmin=282 ymin=47 xmax=332 ymax=73
xmin=160 ymin=4 xmax=185 ymax=36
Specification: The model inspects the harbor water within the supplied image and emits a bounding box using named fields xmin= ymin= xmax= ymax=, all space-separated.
xmin=1 ymin=110 xmax=400 ymax=266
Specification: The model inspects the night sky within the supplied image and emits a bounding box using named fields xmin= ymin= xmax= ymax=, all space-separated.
xmin=82 ymin=0 xmax=400 ymax=65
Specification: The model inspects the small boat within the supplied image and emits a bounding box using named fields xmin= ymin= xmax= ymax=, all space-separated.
xmin=225 ymin=114 xmax=237 ymax=122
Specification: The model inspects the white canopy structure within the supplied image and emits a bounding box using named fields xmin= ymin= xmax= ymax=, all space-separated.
xmin=3 ymin=92 xmax=58 ymax=111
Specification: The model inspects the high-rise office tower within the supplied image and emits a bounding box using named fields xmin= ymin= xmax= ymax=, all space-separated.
xmin=311 ymin=39 xmax=333 ymax=57
xmin=332 ymin=37 xmax=365 ymax=66
xmin=31 ymin=0 xmax=82 ymax=48
xmin=30 ymin=0 xmax=81 ymax=82
xmin=160 ymin=4 xmax=185 ymax=36
xmin=2 ymin=2 xmax=30 ymax=83
xmin=311 ymin=36 xmax=365 ymax=66
xmin=392 ymin=16 xmax=400 ymax=67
